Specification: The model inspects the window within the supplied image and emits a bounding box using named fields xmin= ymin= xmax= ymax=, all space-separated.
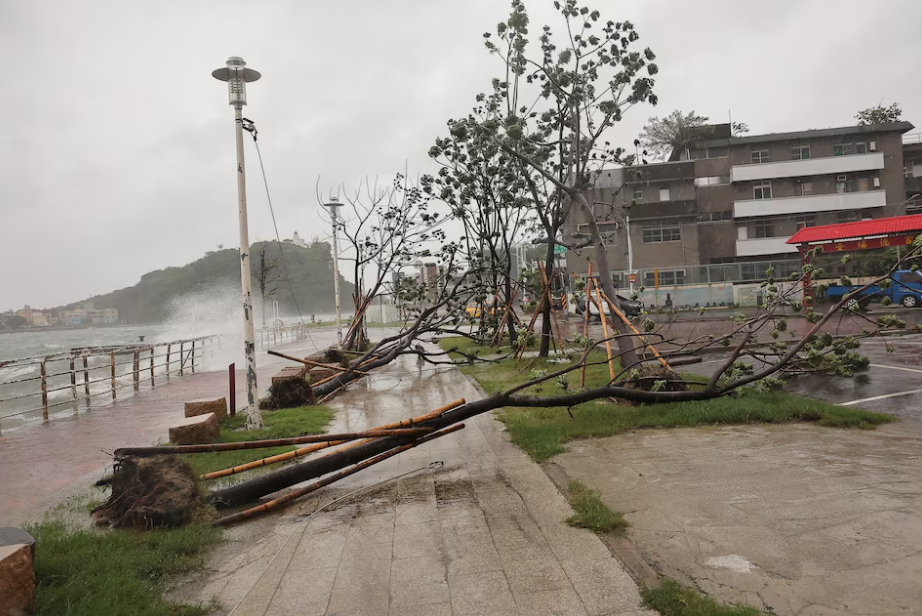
xmin=791 ymin=145 xmax=811 ymax=160
xmin=905 ymin=158 xmax=921 ymax=178
xmin=751 ymin=149 xmax=771 ymax=164
xmin=796 ymin=181 xmax=814 ymax=196
xmin=795 ymin=214 xmax=816 ymax=229
xmin=834 ymin=143 xmax=868 ymax=156
xmin=754 ymin=220 xmax=775 ymax=238
xmin=643 ymin=270 xmax=686 ymax=287
xmin=858 ymin=177 xmax=870 ymax=192
xmin=632 ymin=187 xmax=643 ymax=202
xmin=836 ymin=174 xmax=857 ymax=194
xmin=694 ymin=175 xmax=731 ymax=187
xmin=753 ymin=180 xmax=773 ymax=200
xmin=697 ymin=211 xmax=733 ymax=223
xmin=659 ymin=187 xmax=671 ymax=202
xmin=897 ymin=271 xmax=922 ymax=285
xmin=642 ymin=224 xmax=681 ymax=243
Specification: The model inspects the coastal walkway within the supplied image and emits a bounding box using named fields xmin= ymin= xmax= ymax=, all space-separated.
xmin=0 ymin=330 xmax=338 ymax=525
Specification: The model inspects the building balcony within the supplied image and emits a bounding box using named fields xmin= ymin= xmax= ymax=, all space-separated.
xmin=730 ymin=152 xmax=884 ymax=183
xmin=734 ymin=189 xmax=886 ymax=219
xmin=735 ymin=237 xmax=800 ymax=257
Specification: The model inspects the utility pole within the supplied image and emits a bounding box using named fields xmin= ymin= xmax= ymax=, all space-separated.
xmin=324 ymin=198 xmax=344 ymax=347
xmin=212 ymin=56 xmax=263 ymax=429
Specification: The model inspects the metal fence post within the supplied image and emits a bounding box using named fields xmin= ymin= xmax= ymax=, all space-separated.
xmin=191 ymin=339 xmax=196 ymax=374
xmin=229 ymin=363 xmax=236 ymax=417
xmin=70 ymin=359 xmax=78 ymax=414
xmin=166 ymin=343 xmax=171 ymax=381
xmin=132 ymin=351 xmax=140 ymax=393
xmin=150 ymin=347 xmax=155 ymax=387
xmin=179 ymin=342 xmax=185 ymax=376
xmin=111 ymin=351 xmax=116 ymax=400
xmin=83 ymin=356 xmax=90 ymax=408
xmin=41 ymin=361 xmax=48 ymax=420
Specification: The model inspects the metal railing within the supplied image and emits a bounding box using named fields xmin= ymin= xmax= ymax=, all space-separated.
xmin=903 ymin=133 xmax=922 ymax=145
xmin=0 ymin=336 xmax=216 ymax=434
xmin=255 ymin=322 xmax=315 ymax=348
xmin=605 ymin=258 xmax=803 ymax=289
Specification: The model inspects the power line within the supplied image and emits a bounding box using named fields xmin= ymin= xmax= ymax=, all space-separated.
xmin=243 ymin=119 xmax=320 ymax=353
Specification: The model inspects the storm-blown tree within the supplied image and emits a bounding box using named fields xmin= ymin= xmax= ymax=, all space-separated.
xmin=319 ymin=175 xmax=447 ymax=351
xmin=452 ymin=0 xmax=662 ymax=362
xmin=427 ymin=117 xmax=534 ymax=346
xmin=639 ymin=110 xmax=749 ymax=161
xmin=855 ymin=102 xmax=903 ymax=125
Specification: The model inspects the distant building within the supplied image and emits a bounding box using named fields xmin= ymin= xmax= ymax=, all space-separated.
xmin=290 ymin=231 xmax=308 ymax=247
xmin=565 ymin=120 xmax=916 ymax=287
xmin=15 ymin=306 xmax=33 ymax=325
xmin=89 ymin=308 xmax=118 ymax=324
xmin=62 ymin=309 xmax=86 ymax=325
xmin=31 ymin=312 xmax=50 ymax=327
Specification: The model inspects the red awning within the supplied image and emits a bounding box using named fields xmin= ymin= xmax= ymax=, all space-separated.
xmin=786 ymin=214 xmax=922 ymax=245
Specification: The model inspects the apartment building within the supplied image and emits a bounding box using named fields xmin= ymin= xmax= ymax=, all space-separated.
xmin=565 ymin=121 xmax=915 ymax=288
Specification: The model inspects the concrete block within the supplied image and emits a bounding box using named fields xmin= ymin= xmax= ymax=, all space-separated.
xmin=184 ymin=397 xmax=227 ymax=422
xmin=169 ymin=413 xmax=219 ymax=445
xmin=271 ymin=367 xmax=307 ymax=386
xmin=0 ymin=543 xmax=34 ymax=616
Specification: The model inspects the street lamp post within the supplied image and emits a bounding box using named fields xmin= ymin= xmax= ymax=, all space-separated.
xmin=212 ymin=56 xmax=263 ymax=429
xmin=323 ymin=198 xmax=344 ymax=348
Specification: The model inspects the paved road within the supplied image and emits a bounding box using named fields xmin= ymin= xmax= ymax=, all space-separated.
xmin=170 ymin=355 xmax=653 ymax=616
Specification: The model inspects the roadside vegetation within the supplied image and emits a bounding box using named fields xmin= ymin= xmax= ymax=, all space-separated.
xmin=565 ymin=480 xmax=629 ymax=535
xmin=641 ymin=578 xmax=770 ymax=616
xmin=439 ymin=337 xmax=894 ymax=462
xmin=184 ymin=404 xmax=333 ymax=477
xmin=26 ymin=404 xmax=332 ymax=616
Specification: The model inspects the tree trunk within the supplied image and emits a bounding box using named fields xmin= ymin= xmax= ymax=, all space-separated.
xmin=574 ymin=196 xmax=640 ymax=367
xmin=505 ymin=259 xmax=518 ymax=346
xmin=538 ymin=238 xmax=555 ymax=357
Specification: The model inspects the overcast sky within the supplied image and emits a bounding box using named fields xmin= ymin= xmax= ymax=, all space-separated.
xmin=2 ymin=0 xmax=921 ymax=311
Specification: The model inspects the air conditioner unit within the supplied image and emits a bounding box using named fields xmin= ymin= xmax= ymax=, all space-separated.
xmin=837 ymin=175 xmax=848 ymax=182
xmin=869 ymin=141 xmax=877 ymax=151
xmin=873 ymin=177 xmax=881 ymax=188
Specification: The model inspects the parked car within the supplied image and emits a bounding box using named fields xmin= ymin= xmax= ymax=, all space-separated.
xmin=575 ymin=294 xmax=643 ymax=320
xmin=825 ymin=269 xmax=922 ymax=309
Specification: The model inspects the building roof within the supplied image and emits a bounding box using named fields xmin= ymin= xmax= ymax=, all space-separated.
xmin=786 ymin=214 xmax=922 ymax=245
xmin=697 ymin=121 xmax=915 ymax=149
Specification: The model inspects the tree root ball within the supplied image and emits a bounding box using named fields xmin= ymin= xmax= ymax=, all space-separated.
xmin=93 ymin=455 xmax=200 ymax=528
xmin=259 ymin=377 xmax=316 ymax=410
xmin=623 ymin=364 xmax=688 ymax=404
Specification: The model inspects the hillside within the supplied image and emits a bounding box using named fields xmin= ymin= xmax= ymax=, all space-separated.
xmin=62 ymin=240 xmax=355 ymax=324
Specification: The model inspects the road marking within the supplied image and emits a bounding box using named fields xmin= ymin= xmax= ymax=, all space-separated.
xmin=841 ymin=387 xmax=922 ymax=406
xmin=868 ymin=363 xmax=922 ymax=374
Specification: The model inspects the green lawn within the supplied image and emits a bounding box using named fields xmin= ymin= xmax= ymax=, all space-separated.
xmin=27 ymin=520 xmax=222 ymax=616
xmin=184 ymin=404 xmax=334 ymax=477
xmin=439 ymin=337 xmax=894 ymax=462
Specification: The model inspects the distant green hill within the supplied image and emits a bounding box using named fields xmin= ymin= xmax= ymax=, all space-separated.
xmin=61 ymin=240 xmax=354 ymax=324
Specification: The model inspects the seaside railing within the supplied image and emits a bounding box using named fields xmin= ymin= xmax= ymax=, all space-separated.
xmin=0 ymin=323 xmax=321 ymax=434
xmin=0 ymin=336 xmax=216 ymax=434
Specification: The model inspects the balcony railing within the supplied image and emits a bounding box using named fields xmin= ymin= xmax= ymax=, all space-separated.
xmin=734 ymin=189 xmax=886 ymax=218
xmin=731 ymin=152 xmax=885 ymax=183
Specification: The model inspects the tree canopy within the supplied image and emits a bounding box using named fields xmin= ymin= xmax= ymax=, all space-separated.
xmin=855 ymin=102 xmax=903 ymax=125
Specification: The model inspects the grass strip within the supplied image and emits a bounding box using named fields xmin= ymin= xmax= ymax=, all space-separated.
xmin=439 ymin=337 xmax=894 ymax=462
xmin=641 ymin=578 xmax=769 ymax=616
xmin=565 ymin=480 xmax=629 ymax=535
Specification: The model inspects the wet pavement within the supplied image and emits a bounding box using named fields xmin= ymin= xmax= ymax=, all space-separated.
xmin=170 ymin=355 xmax=654 ymax=616
xmin=554 ymin=423 xmax=922 ymax=616
xmin=0 ymin=331 xmax=341 ymax=525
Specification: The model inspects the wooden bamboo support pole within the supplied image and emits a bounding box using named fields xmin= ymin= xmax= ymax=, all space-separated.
xmin=201 ymin=398 xmax=466 ymax=480
xmin=311 ymin=354 xmax=378 ymax=389
xmin=588 ymin=277 xmax=616 ymax=380
xmin=539 ymin=263 xmax=566 ymax=354
xmin=267 ymin=350 xmax=365 ymax=375
xmin=490 ymin=286 xmax=520 ymax=348
xmin=598 ymin=290 xmax=670 ymax=370
xmin=213 ymin=423 xmax=466 ymax=526
xmin=580 ymin=264 xmax=593 ymax=388
xmin=115 ymin=428 xmax=433 ymax=457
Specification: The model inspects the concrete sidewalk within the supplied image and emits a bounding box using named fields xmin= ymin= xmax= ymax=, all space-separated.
xmin=171 ymin=357 xmax=652 ymax=616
